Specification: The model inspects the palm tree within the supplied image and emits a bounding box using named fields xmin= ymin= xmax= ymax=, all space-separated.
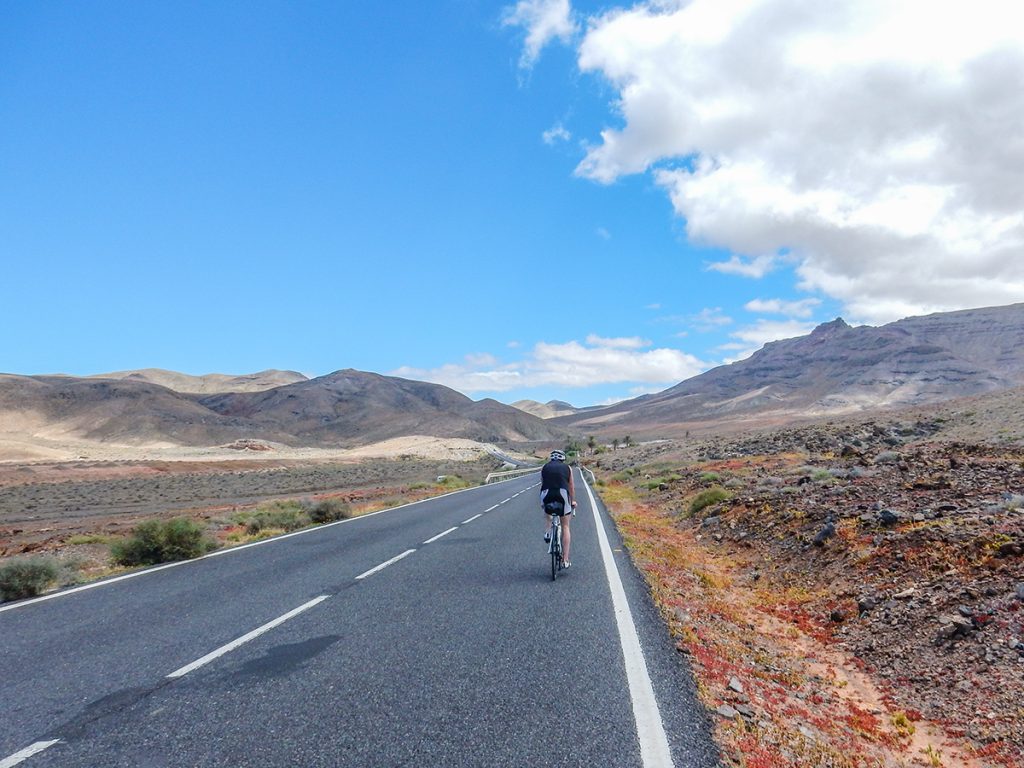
xmin=612 ymin=438 xmax=620 ymax=451
xmin=587 ymin=435 xmax=597 ymax=455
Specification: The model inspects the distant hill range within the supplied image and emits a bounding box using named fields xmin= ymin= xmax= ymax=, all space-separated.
xmin=88 ymin=368 xmax=309 ymax=394
xmin=560 ymin=303 xmax=1024 ymax=438
xmin=511 ymin=399 xmax=581 ymax=419
xmin=0 ymin=369 xmax=564 ymax=449
xmin=4 ymin=303 xmax=1024 ymax=453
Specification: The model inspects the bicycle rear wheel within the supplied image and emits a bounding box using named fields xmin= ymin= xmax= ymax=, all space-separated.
xmin=550 ymin=523 xmax=560 ymax=581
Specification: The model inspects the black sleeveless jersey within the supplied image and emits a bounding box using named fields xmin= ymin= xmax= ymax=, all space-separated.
xmin=541 ymin=460 xmax=571 ymax=493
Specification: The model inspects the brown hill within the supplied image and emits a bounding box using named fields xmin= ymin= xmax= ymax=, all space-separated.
xmin=90 ymin=368 xmax=308 ymax=393
xmin=511 ymin=399 xmax=580 ymax=419
xmin=0 ymin=374 xmax=269 ymax=447
xmin=201 ymin=369 xmax=562 ymax=445
xmin=562 ymin=303 xmax=1024 ymax=438
xmin=0 ymin=369 xmax=563 ymax=451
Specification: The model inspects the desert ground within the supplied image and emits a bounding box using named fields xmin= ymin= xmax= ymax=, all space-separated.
xmin=588 ymin=409 xmax=1024 ymax=767
xmin=0 ymin=435 xmax=534 ymax=562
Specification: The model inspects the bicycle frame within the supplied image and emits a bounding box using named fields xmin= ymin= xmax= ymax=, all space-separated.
xmin=548 ymin=513 xmax=563 ymax=580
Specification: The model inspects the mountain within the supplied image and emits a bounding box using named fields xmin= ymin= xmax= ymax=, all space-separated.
xmin=89 ymin=368 xmax=308 ymax=393
xmin=0 ymin=369 xmax=563 ymax=451
xmin=0 ymin=374 xmax=270 ymax=447
xmin=562 ymin=303 xmax=1024 ymax=437
xmin=201 ymin=369 xmax=562 ymax=445
xmin=511 ymin=399 xmax=580 ymax=419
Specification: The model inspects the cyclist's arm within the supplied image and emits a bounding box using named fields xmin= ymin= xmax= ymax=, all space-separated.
xmin=568 ymin=470 xmax=577 ymax=507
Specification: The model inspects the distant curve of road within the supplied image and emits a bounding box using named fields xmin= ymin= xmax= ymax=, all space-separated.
xmin=0 ymin=470 xmax=719 ymax=767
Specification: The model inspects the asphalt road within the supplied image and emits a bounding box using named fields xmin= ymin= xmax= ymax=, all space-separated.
xmin=0 ymin=470 xmax=719 ymax=767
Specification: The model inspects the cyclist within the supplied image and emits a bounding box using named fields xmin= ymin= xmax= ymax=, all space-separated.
xmin=541 ymin=449 xmax=576 ymax=568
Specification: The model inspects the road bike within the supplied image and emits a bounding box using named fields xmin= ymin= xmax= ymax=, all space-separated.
xmin=547 ymin=511 xmax=563 ymax=581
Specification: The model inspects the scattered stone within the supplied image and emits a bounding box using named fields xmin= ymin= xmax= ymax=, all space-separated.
xmin=997 ymin=541 xmax=1023 ymax=557
xmin=728 ymin=676 xmax=744 ymax=694
xmin=1016 ymin=583 xmax=1024 ymax=601
xmin=830 ymin=609 xmax=846 ymax=623
xmin=894 ymin=587 xmax=916 ymax=599
xmin=878 ymin=509 xmax=900 ymax=526
xmin=813 ymin=521 xmax=836 ymax=546
xmin=716 ymin=704 xmax=739 ymax=720
xmin=858 ymin=596 xmax=878 ymax=614
xmin=735 ymin=704 xmax=755 ymax=719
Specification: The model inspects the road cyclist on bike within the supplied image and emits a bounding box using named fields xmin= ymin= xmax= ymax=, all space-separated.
xmin=541 ymin=449 xmax=576 ymax=568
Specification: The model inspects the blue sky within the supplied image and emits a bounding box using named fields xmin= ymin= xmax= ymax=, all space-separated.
xmin=3 ymin=1 xmax=1019 ymax=406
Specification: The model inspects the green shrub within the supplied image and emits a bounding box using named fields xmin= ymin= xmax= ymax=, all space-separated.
xmin=232 ymin=501 xmax=310 ymax=535
xmin=111 ymin=518 xmax=216 ymax=566
xmin=437 ymin=475 xmax=472 ymax=489
xmin=699 ymin=472 xmax=721 ymax=483
xmin=812 ymin=469 xmax=834 ymax=482
xmin=0 ymin=557 xmax=59 ymax=601
xmin=689 ymin=487 xmax=730 ymax=515
xmin=724 ymin=478 xmax=744 ymax=489
xmin=67 ymin=534 xmax=112 ymax=546
xmin=307 ymin=498 xmax=352 ymax=524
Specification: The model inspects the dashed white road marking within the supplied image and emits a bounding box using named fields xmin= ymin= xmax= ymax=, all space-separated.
xmin=484 ymin=504 xmax=499 ymax=512
xmin=0 ymin=481 xmax=493 ymax=614
xmin=166 ymin=595 xmax=329 ymax=679
xmin=422 ymin=527 xmax=458 ymax=544
xmin=462 ymin=513 xmax=482 ymax=524
xmin=355 ymin=549 xmax=416 ymax=580
xmin=581 ymin=474 xmax=674 ymax=768
xmin=0 ymin=740 xmax=61 ymax=768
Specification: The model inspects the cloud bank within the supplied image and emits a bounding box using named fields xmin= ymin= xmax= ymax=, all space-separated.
xmin=571 ymin=0 xmax=1024 ymax=323
xmin=393 ymin=336 xmax=706 ymax=394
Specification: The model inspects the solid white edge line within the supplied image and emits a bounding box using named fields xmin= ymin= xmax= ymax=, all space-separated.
xmin=0 ymin=481 xmax=497 ymax=614
xmin=166 ymin=595 xmax=329 ymax=679
xmin=422 ymin=527 xmax=458 ymax=544
xmin=462 ymin=513 xmax=482 ymax=524
xmin=581 ymin=473 xmax=674 ymax=768
xmin=354 ymin=548 xmax=416 ymax=580
xmin=0 ymin=740 xmax=61 ymax=768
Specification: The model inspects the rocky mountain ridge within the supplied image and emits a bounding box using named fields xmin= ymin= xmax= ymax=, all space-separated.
xmin=562 ymin=302 xmax=1024 ymax=438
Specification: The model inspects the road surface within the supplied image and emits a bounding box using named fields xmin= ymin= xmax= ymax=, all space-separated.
xmin=0 ymin=470 xmax=719 ymax=767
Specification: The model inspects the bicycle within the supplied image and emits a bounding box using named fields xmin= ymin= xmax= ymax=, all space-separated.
xmin=547 ymin=511 xmax=563 ymax=581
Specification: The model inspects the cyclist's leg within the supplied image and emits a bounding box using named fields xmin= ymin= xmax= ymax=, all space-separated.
xmin=561 ymin=510 xmax=571 ymax=564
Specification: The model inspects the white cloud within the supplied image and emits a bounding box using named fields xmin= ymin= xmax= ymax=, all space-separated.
xmin=645 ymin=303 xmax=661 ymax=310
xmin=542 ymin=123 xmax=572 ymax=144
xmin=585 ymin=334 xmax=650 ymax=349
xmin=723 ymin=318 xmax=817 ymax=361
xmin=691 ymin=307 xmax=733 ymax=331
xmin=745 ymin=297 xmax=822 ymax=318
xmin=393 ymin=336 xmax=706 ymax=393
xmin=706 ymin=254 xmax=778 ymax=278
xmin=503 ymin=0 xmax=578 ymax=68
xmin=596 ymin=226 xmax=611 ymax=240
xmin=570 ymin=0 xmax=1024 ymax=324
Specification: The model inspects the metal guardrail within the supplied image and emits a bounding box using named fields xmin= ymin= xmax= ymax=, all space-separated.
xmin=484 ymin=467 xmax=540 ymax=484
xmin=579 ymin=465 xmax=596 ymax=484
